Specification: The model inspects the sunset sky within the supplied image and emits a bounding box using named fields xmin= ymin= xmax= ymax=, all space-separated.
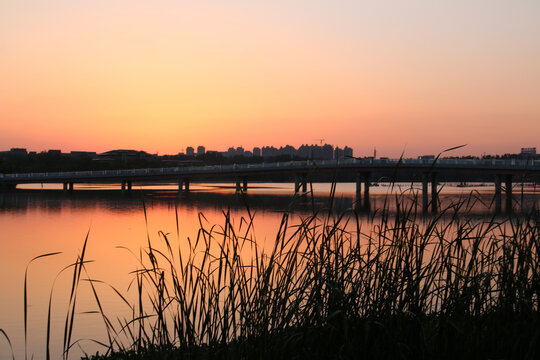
xmin=1 ymin=0 xmax=539 ymax=157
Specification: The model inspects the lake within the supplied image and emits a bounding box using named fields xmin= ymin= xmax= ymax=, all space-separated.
xmin=1 ymin=181 xmax=538 ymax=359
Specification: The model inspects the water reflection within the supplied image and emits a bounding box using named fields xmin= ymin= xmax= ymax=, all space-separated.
xmin=0 ymin=189 xmax=355 ymax=215
xmin=2 ymin=183 xmax=538 ymax=216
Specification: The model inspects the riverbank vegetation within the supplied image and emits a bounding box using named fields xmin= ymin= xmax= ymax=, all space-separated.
xmin=77 ymin=192 xmax=539 ymax=359
xmin=4 ymin=192 xmax=539 ymax=359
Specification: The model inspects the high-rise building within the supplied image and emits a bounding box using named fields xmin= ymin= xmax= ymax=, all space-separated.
xmin=334 ymin=147 xmax=344 ymax=160
xmin=262 ymin=146 xmax=278 ymax=158
xmin=197 ymin=146 xmax=205 ymax=155
xmin=9 ymin=148 xmax=27 ymax=156
xmin=70 ymin=151 xmax=97 ymax=159
xmin=253 ymin=147 xmax=261 ymax=157
xmin=521 ymin=147 xmax=536 ymax=156
xmin=186 ymin=147 xmax=194 ymax=156
xmin=312 ymin=144 xmax=333 ymax=160
xmin=224 ymin=147 xmax=236 ymax=158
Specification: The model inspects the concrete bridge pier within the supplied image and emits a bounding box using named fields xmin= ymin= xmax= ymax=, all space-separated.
xmin=178 ymin=179 xmax=191 ymax=193
xmin=421 ymin=173 xmax=438 ymax=214
xmin=235 ymin=177 xmax=248 ymax=194
xmin=294 ymin=173 xmax=308 ymax=194
xmin=355 ymin=173 xmax=362 ymax=206
xmin=235 ymin=178 xmax=241 ymax=193
xmin=505 ymin=174 xmax=513 ymax=214
xmin=68 ymin=182 xmax=74 ymax=191
xmin=422 ymin=174 xmax=429 ymax=214
xmin=0 ymin=183 xmax=16 ymax=191
xmin=63 ymin=182 xmax=68 ymax=191
xmin=354 ymin=172 xmax=370 ymax=212
xmin=494 ymin=175 xmax=502 ymax=214
xmin=431 ymin=173 xmax=438 ymax=214
xmin=363 ymin=173 xmax=370 ymax=211
xmin=121 ymin=181 xmax=126 ymax=192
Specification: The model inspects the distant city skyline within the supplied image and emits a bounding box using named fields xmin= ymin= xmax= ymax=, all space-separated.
xmin=1 ymin=144 xmax=537 ymax=159
xmin=1 ymin=140 xmax=538 ymax=159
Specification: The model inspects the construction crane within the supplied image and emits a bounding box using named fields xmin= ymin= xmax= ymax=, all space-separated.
xmin=314 ymin=138 xmax=326 ymax=145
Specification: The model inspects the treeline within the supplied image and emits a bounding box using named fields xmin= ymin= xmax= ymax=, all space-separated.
xmin=0 ymin=151 xmax=310 ymax=174
xmin=0 ymin=152 xmax=162 ymax=173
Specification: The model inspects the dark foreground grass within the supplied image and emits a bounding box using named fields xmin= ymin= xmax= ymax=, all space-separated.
xmin=8 ymin=191 xmax=538 ymax=360
xmin=75 ymin=191 xmax=540 ymax=360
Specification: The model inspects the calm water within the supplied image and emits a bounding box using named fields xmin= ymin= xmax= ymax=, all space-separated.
xmin=1 ymin=182 xmax=538 ymax=359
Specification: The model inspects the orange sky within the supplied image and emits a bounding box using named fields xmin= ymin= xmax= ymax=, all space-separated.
xmin=1 ymin=0 xmax=539 ymax=157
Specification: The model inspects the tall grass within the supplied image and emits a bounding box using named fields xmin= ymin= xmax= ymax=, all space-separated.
xmin=0 ymin=328 xmax=15 ymax=360
xmin=13 ymin=188 xmax=538 ymax=359
xmin=73 ymin=190 xmax=540 ymax=360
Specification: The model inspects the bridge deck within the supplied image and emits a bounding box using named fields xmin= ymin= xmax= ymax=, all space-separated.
xmin=1 ymin=158 xmax=540 ymax=185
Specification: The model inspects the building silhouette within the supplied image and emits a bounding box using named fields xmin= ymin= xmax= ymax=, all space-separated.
xmin=521 ymin=147 xmax=536 ymax=156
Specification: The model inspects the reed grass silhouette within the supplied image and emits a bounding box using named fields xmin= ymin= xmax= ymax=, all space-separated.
xmin=17 ymin=189 xmax=540 ymax=359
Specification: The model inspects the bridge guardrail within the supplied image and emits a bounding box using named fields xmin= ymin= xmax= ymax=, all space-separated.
xmin=2 ymin=158 xmax=540 ymax=182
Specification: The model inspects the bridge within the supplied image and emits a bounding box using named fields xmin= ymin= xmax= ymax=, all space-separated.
xmin=2 ymin=158 xmax=539 ymax=214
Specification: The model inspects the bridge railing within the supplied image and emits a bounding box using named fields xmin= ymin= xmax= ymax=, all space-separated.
xmin=2 ymin=158 xmax=540 ymax=181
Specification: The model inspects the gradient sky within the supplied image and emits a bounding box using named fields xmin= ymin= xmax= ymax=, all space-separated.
xmin=1 ymin=0 xmax=539 ymax=157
